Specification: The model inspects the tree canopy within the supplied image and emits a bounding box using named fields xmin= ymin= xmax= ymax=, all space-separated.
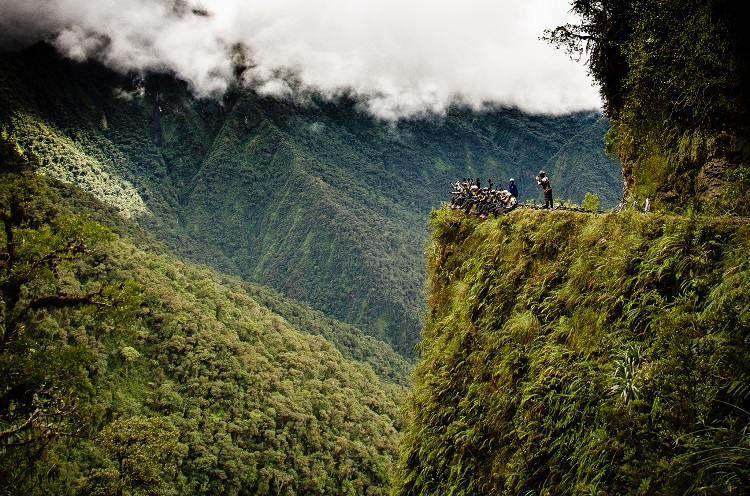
xmin=0 ymin=141 xmax=408 ymax=495
xmin=0 ymin=139 xmax=143 ymax=493
xmin=545 ymin=0 xmax=750 ymax=212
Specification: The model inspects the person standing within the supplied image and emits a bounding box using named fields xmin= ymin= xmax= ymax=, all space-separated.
xmin=536 ymin=171 xmax=553 ymax=208
xmin=508 ymin=178 xmax=518 ymax=198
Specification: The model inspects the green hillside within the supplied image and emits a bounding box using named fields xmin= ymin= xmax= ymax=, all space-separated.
xmin=0 ymin=154 xmax=409 ymax=495
xmin=548 ymin=116 xmax=621 ymax=205
xmin=393 ymin=207 xmax=750 ymax=495
xmin=41 ymin=155 xmax=413 ymax=389
xmin=0 ymin=43 xmax=621 ymax=356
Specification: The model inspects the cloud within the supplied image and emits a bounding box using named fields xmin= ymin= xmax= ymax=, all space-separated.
xmin=0 ymin=0 xmax=602 ymax=118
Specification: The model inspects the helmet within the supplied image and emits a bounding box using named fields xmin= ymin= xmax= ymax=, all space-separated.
xmin=538 ymin=171 xmax=546 ymax=177
xmin=509 ymin=178 xmax=514 ymax=182
xmin=470 ymin=185 xmax=478 ymax=190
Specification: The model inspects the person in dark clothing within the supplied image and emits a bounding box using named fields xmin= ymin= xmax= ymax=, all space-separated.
xmin=508 ymin=178 xmax=518 ymax=198
xmin=462 ymin=185 xmax=482 ymax=214
xmin=491 ymin=189 xmax=518 ymax=216
xmin=536 ymin=171 xmax=553 ymax=208
xmin=473 ymin=188 xmax=496 ymax=218
xmin=449 ymin=181 xmax=464 ymax=208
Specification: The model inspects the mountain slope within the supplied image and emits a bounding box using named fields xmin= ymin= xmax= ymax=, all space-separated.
xmin=548 ymin=115 xmax=622 ymax=206
xmin=0 ymin=162 xmax=409 ymax=495
xmin=0 ymin=43 xmax=622 ymax=355
xmin=51 ymin=174 xmax=412 ymax=387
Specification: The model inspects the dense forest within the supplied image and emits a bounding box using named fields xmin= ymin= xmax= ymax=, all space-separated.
xmin=0 ymin=143 xmax=409 ymax=495
xmin=5 ymin=0 xmax=749 ymax=493
xmin=0 ymin=43 xmax=622 ymax=357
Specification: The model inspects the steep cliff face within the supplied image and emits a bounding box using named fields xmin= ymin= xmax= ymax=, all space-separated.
xmin=393 ymin=207 xmax=750 ymax=495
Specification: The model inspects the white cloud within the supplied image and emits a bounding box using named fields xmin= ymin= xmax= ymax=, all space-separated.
xmin=0 ymin=0 xmax=602 ymax=118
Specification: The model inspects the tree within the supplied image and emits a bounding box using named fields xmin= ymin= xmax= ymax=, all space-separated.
xmin=77 ymin=416 xmax=180 ymax=496
xmin=542 ymin=0 xmax=635 ymax=116
xmin=544 ymin=0 xmax=750 ymax=211
xmin=0 ymin=138 xmax=143 ymax=493
xmin=581 ymin=192 xmax=600 ymax=211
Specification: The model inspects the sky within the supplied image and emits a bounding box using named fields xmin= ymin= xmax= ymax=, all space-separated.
xmin=0 ymin=0 xmax=602 ymax=119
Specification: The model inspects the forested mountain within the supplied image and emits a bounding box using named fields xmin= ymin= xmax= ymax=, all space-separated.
xmin=4 ymin=0 xmax=750 ymax=493
xmin=0 ymin=42 xmax=621 ymax=356
xmin=0 ymin=150 xmax=410 ymax=495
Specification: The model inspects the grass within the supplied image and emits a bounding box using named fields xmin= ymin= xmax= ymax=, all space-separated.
xmin=393 ymin=206 xmax=750 ymax=495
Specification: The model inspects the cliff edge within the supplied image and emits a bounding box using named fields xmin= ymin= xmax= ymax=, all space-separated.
xmin=393 ymin=207 xmax=750 ymax=495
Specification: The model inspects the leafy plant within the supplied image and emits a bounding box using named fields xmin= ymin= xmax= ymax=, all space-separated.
xmin=581 ymin=192 xmax=600 ymax=211
xmin=77 ymin=416 xmax=180 ymax=496
xmin=610 ymin=342 xmax=646 ymax=406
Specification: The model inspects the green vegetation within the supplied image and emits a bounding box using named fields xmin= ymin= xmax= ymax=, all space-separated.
xmin=545 ymin=0 xmax=750 ymax=213
xmin=77 ymin=416 xmax=180 ymax=496
xmin=394 ymin=2 xmax=750 ymax=492
xmin=242 ymin=282 xmax=413 ymax=387
xmin=393 ymin=206 xmax=750 ymax=494
xmin=0 ymin=43 xmax=621 ymax=356
xmin=0 ymin=145 xmax=408 ymax=495
xmin=0 ymin=154 xmax=143 ymax=495
xmin=581 ymin=192 xmax=600 ymax=211
xmin=1 ymin=3 xmax=747 ymax=493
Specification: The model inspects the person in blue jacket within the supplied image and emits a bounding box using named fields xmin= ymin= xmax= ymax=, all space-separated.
xmin=508 ymin=178 xmax=518 ymax=198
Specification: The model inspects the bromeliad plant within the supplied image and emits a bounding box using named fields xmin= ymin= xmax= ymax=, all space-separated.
xmin=610 ymin=342 xmax=647 ymax=406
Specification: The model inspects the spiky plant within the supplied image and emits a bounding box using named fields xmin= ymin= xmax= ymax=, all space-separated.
xmin=610 ymin=342 xmax=646 ymax=405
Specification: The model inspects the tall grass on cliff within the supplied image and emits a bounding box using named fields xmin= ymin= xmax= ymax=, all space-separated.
xmin=393 ymin=206 xmax=750 ymax=495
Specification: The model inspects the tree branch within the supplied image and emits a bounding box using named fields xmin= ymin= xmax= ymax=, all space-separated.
xmin=0 ymin=407 xmax=42 ymax=442
xmin=27 ymin=288 xmax=112 ymax=311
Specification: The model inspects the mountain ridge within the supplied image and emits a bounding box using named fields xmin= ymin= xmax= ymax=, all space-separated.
xmin=0 ymin=158 xmax=409 ymax=494
xmin=0 ymin=42 xmax=622 ymax=355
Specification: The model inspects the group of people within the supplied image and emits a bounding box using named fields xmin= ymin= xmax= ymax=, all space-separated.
xmin=449 ymin=171 xmax=553 ymax=218
xmin=449 ymin=177 xmax=520 ymax=217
